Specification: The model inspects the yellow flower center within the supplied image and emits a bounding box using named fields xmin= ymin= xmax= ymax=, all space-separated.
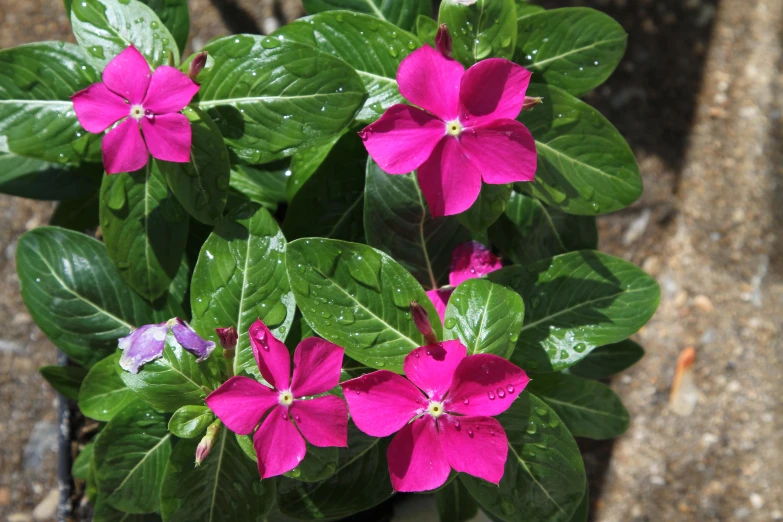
xmin=129 ymin=104 xmax=145 ymax=120
xmin=445 ymin=120 xmax=463 ymax=137
xmin=427 ymin=401 xmax=445 ymax=418
xmin=279 ymin=391 xmax=294 ymax=406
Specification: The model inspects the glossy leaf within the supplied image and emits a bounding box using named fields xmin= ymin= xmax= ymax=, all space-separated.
xmin=519 ymin=83 xmax=642 ymax=215
xmin=443 ymin=279 xmax=524 ymax=359
xmin=150 ymin=254 xmax=190 ymax=323
xmin=489 ymin=191 xmax=597 ymax=265
xmin=286 ymin=133 xmax=343 ymax=201
xmin=71 ymin=0 xmax=179 ymax=68
xmin=39 ymin=365 xmax=88 ymax=401
xmin=364 ymin=158 xmax=469 ymax=289
xmin=237 ymin=436 xmax=340 ymax=483
xmin=190 ymin=36 xmax=366 ymax=164
xmin=436 ymin=479 xmax=478 ymax=522
xmin=490 ymin=250 xmax=660 ymax=372
xmin=94 ymin=402 xmax=172 ymax=514
xmin=283 ymin=133 xmax=366 ymax=242
xmin=93 ymin=501 xmax=162 ymax=522
xmin=416 ymin=14 xmax=438 ymax=46
xmin=16 ymin=226 xmax=159 ymax=368
xmin=286 ymin=238 xmax=441 ymax=372
xmin=230 ymin=161 xmax=288 ymax=210
xmin=161 ymin=430 xmax=275 ymax=522
xmin=460 ymin=393 xmax=586 ymax=522
xmin=515 ymin=1 xmax=545 ymax=17
xmin=101 ymin=161 xmax=189 ymax=301
xmin=157 ymin=106 xmax=230 ymax=226
xmin=515 ymin=8 xmax=627 ymax=97
xmin=438 ymin=0 xmax=517 ymax=66
xmin=72 ymin=441 xmax=94 ymax=480
xmin=50 ymin=193 xmax=100 ymax=233
xmin=79 ymin=353 xmax=138 ymax=421
xmin=0 ymin=153 xmax=101 ymax=200
xmin=190 ymin=204 xmax=294 ymax=375
xmin=0 ymin=42 xmax=101 ymax=163
xmin=528 ymin=372 xmax=629 ymax=440
xmin=141 ymin=0 xmax=189 ymax=54
xmin=458 ymin=183 xmax=512 ymax=233
xmin=569 ymin=339 xmax=644 ymax=380
xmin=276 ymin=426 xmax=392 ymax=519
xmin=168 ymin=405 xmax=214 ymax=439
xmin=276 ymin=11 xmax=420 ymax=123
xmin=302 ymin=0 xmax=431 ymax=31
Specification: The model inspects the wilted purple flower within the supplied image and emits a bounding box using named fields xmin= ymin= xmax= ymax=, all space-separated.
xmin=118 ymin=318 xmax=215 ymax=374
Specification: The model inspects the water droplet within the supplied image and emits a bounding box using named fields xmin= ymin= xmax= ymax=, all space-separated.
xmin=467 ymin=428 xmax=474 ymax=438
xmin=526 ymin=421 xmax=537 ymax=434
xmin=388 ymin=47 xmax=398 ymax=58
xmin=574 ymin=343 xmax=587 ymax=353
xmin=150 ymin=20 xmax=158 ymax=29
xmin=336 ymin=13 xmax=344 ymax=22
xmin=281 ymin=411 xmax=289 ymax=420
xmin=497 ymin=388 xmax=506 ymax=398
xmin=507 ymin=384 xmax=515 ymax=393
xmin=261 ymin=37 xmax=281 ymax=49
xmin=443 ymin=317 xmax=457 ymax=329
xmin=535 ymin=407 xmax=547 ymax=416
xmin=509 ymin=332 xmax=519 ymax=343
xmin=224 ymin=35 xmax=255 ymax=58
xmin=462 ymin=396 xmax=469 ymax=405
xmin=488 ymin=391 xmax=496 ymax=400
xmin=549 ymin=418 xmax=560 ymax=428
xmin=454 ymin=421 xmax=461 ymax=431
xmin=88 ymin=45 xmax=104 ymax=59
xmin=482 ymin=363 xmax=490 ymax=374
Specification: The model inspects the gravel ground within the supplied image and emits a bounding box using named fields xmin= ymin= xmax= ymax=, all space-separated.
xmin=1 ymin=0 xmax=781 ymax=520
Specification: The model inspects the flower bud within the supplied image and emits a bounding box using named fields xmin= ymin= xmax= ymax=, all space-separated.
xmin=195 ymin=420 xmax=221 ymax=466
xmin=522 ymin=96 xmax=543 ymax=111
xmin=410 ymin=301 xmax=438 ymax=345
xmin=188 ymin=52 xmax=208 ymax=81
xmin=215 ymin=326 xmax=238 ymax=350
xmin=436 ymin=24 xmax=453 ymax=59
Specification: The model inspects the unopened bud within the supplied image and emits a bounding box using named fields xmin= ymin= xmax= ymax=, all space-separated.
xmin=195 ymin=420 xmax=221 ymax=466
xmin=188 ymin=52 xmax=208 ymax=81
xmin=522 ymin=96 xmax=543 ymax=111
xmin=410 ymin=301 xmax=438 ymax=345
xmin=436 ymin=24 xmax=453 ymax=59
xmin=215 ymin=326 xmax=238 ymax=350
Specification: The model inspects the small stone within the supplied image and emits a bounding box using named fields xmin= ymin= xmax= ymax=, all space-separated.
xmin=674 ymin=291 xmax=689 ymax=308
xmin=0 ymin=486 xmax=11 ymax=505
xmin=23 ymin=421 xmax=58 ymax=471
xmin=693 ymin=295 xmax=714 ymax=312
xmin=642 ymin=256 xmax=661 ymax=276
xmin=7 ymin=514 xmax=33 ymax=522
xmin=749 ymin=493 xmax=763 ymax=509
xmin=734 ymin=507 xmax=751 ymax=519
xmin=650 ymin=475 xmax=665 ymax=486
xmin=32 ymin=489 xmax=58 ymax=520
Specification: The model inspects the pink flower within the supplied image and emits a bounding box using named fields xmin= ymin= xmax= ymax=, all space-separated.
xmin=359 ymin=45 xmax=537 ymax=217
xmin=427 ymin=241 xmax=503 ymax=320
xmin=342 ymin=341 xmax=529 ymax=492
xmin=205 ymin=320 xmax=348 ymax=479
xmin=71 ymin=45 xmax=199 ymax=174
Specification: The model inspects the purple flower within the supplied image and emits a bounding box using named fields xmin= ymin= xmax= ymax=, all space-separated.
xmin=118 ymin=318 xmax=215 ymax=374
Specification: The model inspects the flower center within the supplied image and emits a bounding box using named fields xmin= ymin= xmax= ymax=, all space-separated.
xmin=278 ymin=391 xmax=294 ymax=406
xmin=129 ymin=104 xmax=145 ymax=120
xmin=445 ymin=119 xmax=463 ymax=137
xmin=427 ymin=400 xmax=445 ymax=418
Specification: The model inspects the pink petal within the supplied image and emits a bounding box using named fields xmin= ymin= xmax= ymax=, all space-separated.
xmin=397 ymin=45 xmax=464 ymax=121
xmin=142 ymin=65 xmax=200 ymax=114
xmin=290 ymin=396 xmax=348 ymax=447
xmin=445 ymin=354 xmax=530 ymax=417
xmin=342 ymin=370 xmax=425 ymax=437
xmin=387 ymin=416 xmax=451 ymax=492
xmin=102 ymin=45 xmax=152 ymax=105
xmin=71 ymin=83 xmax=130 ymax=133
xmin=460 ymin=119 xmax=537 ymax=185
xmin=360 ymin=105 xmax=445 ymax=174
xmin=102 ymin=118 xmax=148 ymax=174
xmin=426 ymin=288 xmax=452 ymax=322
xmin=205 ymin=376 xmax=278 ymax=435
xmin=140 ymin=112 xmax=191 ymax=163
xmin=403 ymin=340 xmax=467 ymax=401
xmin=290 ymin=338 xmax=344 ymax=397
xmin=459 ymin=58 xmax=532 ymax=127
xmin=254 ymin=405 xmax=306 ymax=479
xmin=438 ymin=415 xmax=508 ymax=484
xmin=249 ymin=320 xmax=291 ymax=391
xmin=417 ymin=138 xmax=482 ymax=217
xmin=448 ymin=241 xmax=503 ymax=288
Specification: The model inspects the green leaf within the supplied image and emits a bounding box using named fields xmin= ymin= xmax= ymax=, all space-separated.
xmin=568 ymin=487 xmax=589 ymax=522
xmin=569 ymin=339 xmax=644 ymax=380
xmin=528 ymin=372 xmax=629 ymax=440
xmin=119 ymin=333 xmax=216 ymax=412
xmin=364 ymin=158 xmax=469 ymax=289
xmin=438 ymin=0 xmax=517 ymax=66
xmin=416 ymin=14 xmax=438 ymax=46
xmin=230 ymin=161 xmax=289 ymax=210
xmin=51 ymin=193 xmax=100 ymax=233
xmin=72 ymin=441 xmax=94 ymax=480
xmin=515 ymin=1 xmax=545 ymax=17
xmin=515 ymin=8 xmax=627 ymax=97
xmin=94 ymin=402 xmax=172 ymax=514
xmin=140 ymin=0 xmax=189 ymax=54
xmin=71 ymin=0 xmax=179 ymax=68
xmin=157 ymin=106 xmax=230 ymax=226
xmin=460 ymin=393 xmax=586 ymax=522
xmin=190 ymin=36 xmax=366 ymax=164
xmin=436 ymin=479 xmax=478 ymax=522
xmin=458 ymin=183 xmax=512 ymax=233
xmin=101 ymin=162 xmax=189 ymax=301
xmin=0 ymin=153 xmax=101 ymax=200
xmin=490 ymin=250 xmax=660 ymax=372
xmin=443 ymin=279 xmax=524 ymax=359
xmin=93 ymin=500 xmax=162 ymax=522
xmin=190 ymin=204 xmax=294 ymax=375
xmin=302 ymin=0 xmax=431 ymax=31
xmin=489 ymin=191 xmax=597 ymax=265
xmin=283 ymin=133 xmax=366 ymax=242
xmin=151 ymin=254 xmax=190 ymax=322
xmin=237 ymin=437 xmax=340 ymax=483
xmin=519 ymin=83 xmax=642 ymax=215
xmin=161 ymin=429 xmax=275 ymax=522
xmin=286 ymin=133 xmax=343 ymax=201
xmin=277 ymin=426 xmax=392 ymax=519
xmin=79 ymin=353 xmax=138 ymax=421
xmin=0 ymin=42 xmax=101 ymax=163
xmin=168 ymin=405 xmax=215 ymax=438
xmin=16 ymin=226 xmax=159 ymax=367
xmin=39 ymin=365 xmax=88 ymax=401
xmin=276 ymin=11 xmax=420 ymax=123
xmin=286 ymin=238 xmax=441 ymax=372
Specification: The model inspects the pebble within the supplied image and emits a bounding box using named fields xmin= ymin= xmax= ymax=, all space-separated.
xmin=0 ymin=486 xmax=10 ymax=505
xmin=749 ymin=493 xmax=763 ymax=509
xmin=7 ymin=514 xmax=32 ymax=522
xmin=32 ymin=489 xmax=58 ymax=520
xmin=23 ymin=421 xmax=58 ymax=471
xmin=693 ymin=294 xmax=714 ymax=312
